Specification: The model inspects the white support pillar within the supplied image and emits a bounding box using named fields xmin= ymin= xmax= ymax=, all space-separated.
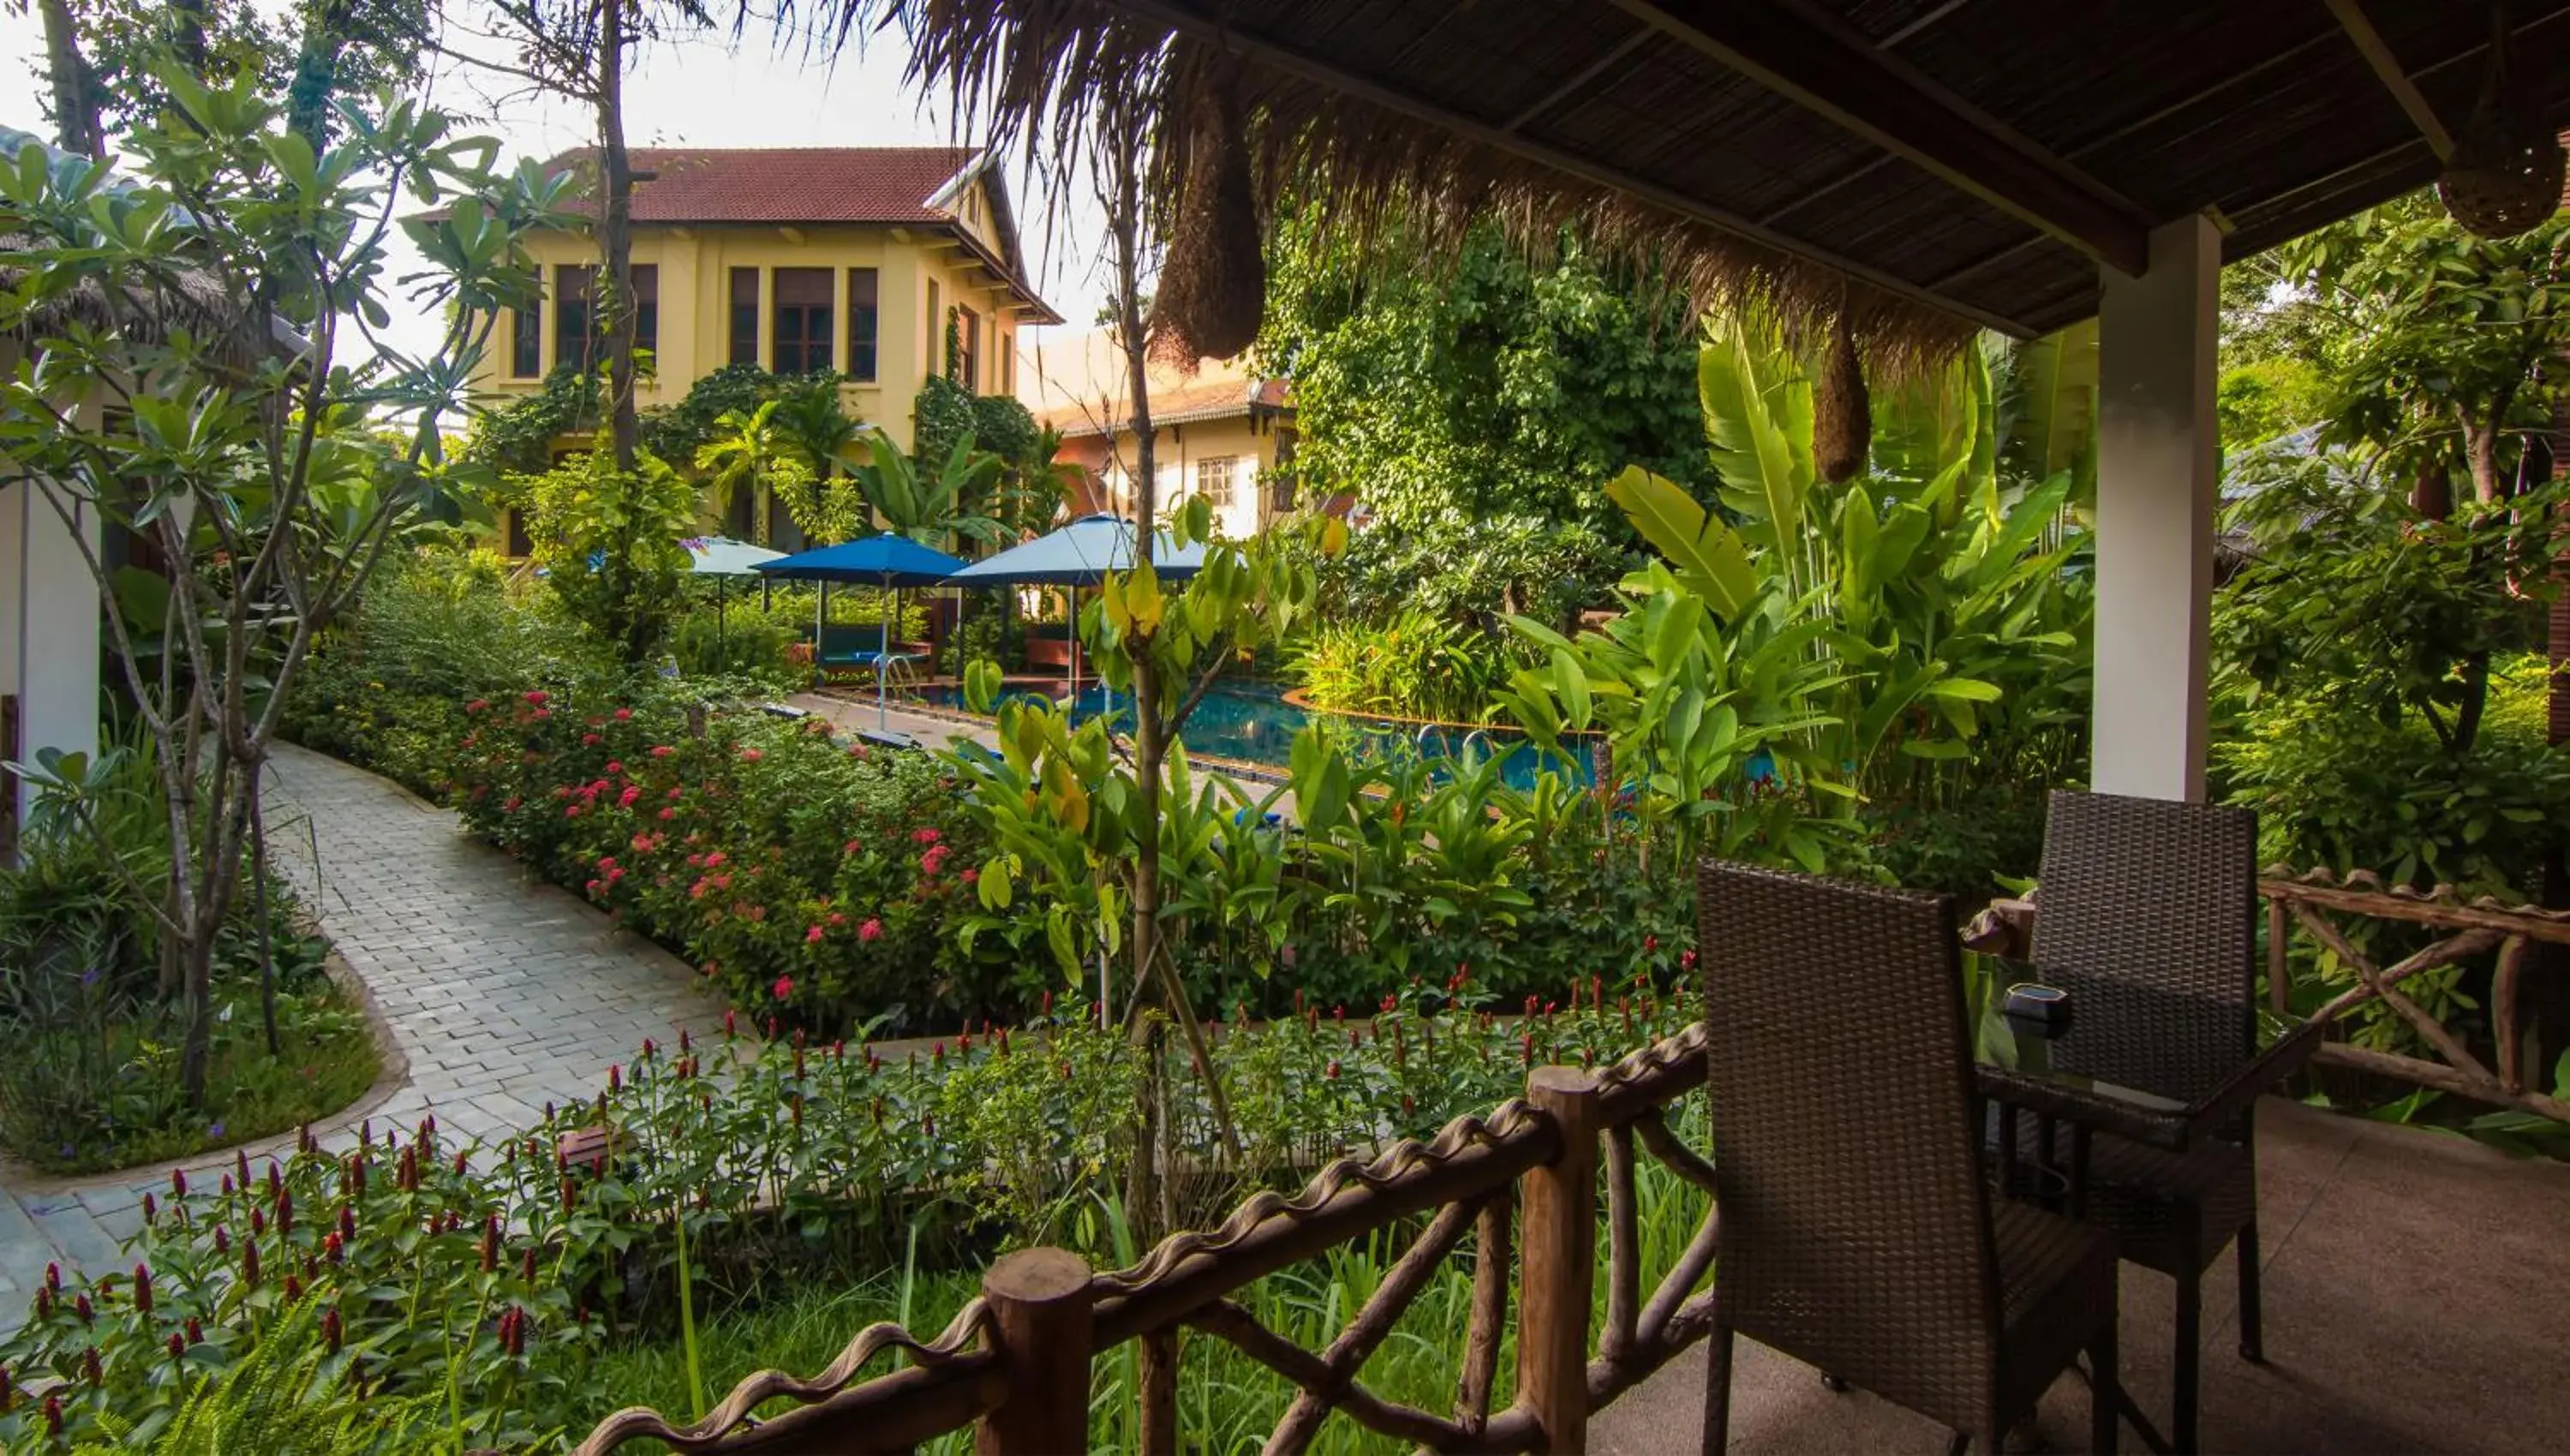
xmin=2092 ymin=215 xmax=2220 ymax=803
xmin=4 ymin=475 xmax=102 ymax=828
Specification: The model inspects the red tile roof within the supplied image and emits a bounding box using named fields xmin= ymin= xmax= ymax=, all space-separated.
xmin=1044 ymin=377 xmax=1293 ymax=435
xmin=541 ymin=146 xmax=982 ymax=225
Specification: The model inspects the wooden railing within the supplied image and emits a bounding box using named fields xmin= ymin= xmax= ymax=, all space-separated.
xmin=573 ymin=1025 xmax=1718 ymax=1454
xmin=2261 ymin=867 xmax=2570 ymax=1124
xmin=1966 ymin=866 xmax=2570 ymax=1126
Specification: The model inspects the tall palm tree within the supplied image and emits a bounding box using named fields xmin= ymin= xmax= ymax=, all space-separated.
xmin=772 ymin=373 xmax=873 ymax=483
xmin=693 ymin=401 xmax=799 ymax=544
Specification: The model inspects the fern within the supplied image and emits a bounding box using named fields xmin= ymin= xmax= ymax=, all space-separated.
xmin=73 ymin=1303 xmax=433 ymax=1456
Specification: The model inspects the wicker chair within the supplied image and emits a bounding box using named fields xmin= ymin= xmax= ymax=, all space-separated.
xmin=2026 ymin=790 xmax=2262 ymax=1454
xmin=1697 ymin=862 xmax=2121 ymax=1455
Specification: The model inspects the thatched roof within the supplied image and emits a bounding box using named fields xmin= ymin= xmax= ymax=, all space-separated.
xmin=0 ymin=123 xmax=245 ymax=345
xmin=874 ymin=1 xmax=2570 ymax=358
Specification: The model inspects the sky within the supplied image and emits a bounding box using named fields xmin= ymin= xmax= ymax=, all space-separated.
xmin=0 ymin=5 xmax=1115 ymax=373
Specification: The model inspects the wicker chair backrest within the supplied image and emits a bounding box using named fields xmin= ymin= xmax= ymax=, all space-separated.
xmin=1697 ymin=860 xmax=1999 ymax=1417
xmin=2031 ymin=790 xmax=2258 ymax=1095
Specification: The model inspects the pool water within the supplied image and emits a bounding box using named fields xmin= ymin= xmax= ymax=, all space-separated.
xmin=909 ymin=682 xmax=1593 ymax=790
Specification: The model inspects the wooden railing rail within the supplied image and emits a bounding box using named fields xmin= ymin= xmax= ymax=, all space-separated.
xmin=1961 ymin=867 xmax=2570 ymax=1126
xmin=575 ymin=1023 xmax=1718 ymax=1455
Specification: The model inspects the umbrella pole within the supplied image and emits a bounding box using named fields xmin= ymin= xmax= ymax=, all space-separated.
xmin=717 ymin=577 xmax=727 ymax=661
xmin=878 ymin=573 xmax=893 ymax=734
xmin=815 ymin=582 xmax=827 ymax=689
xmin=1068 ymin=585 xmax=1079 ymax=713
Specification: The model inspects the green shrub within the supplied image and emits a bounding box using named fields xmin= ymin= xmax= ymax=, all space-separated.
xmin=1291 ymin=606 xmax=1508 ymax=723
xmin=2214 ymin=664 xmax=2570 ymax=896
xmin=670 ymin=606 xmax=796 ymax=679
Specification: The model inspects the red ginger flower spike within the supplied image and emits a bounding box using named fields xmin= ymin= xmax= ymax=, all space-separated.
xmin=134 ymin=1265 xmax=152 ymax=1316
xmin=185 ymin=1317 xmax=203 ymax=1345
xmin=44 ymin=1262 xmax=59 ymax=1293
xmin=74 ymin=1294 xmax=91 ymax=1324
xmin=84 ymin=1346 xmax=101 ymax=1387
xmin=284 ymin=1273 xmax=302 ymax=1303
xmin=323 ymin=1308 xmax=343 ymax=1354
xmin=167 ymin=1332 xmax=185 ymax=1362
xmin=45 ymin=1394 xmax=63 ymax=1435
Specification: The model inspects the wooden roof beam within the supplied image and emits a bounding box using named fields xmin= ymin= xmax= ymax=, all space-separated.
xmin=1088 ymin=0 xmax=2038 ymax=336
xmin=2322 ymin=0 xmax=2457 ymax=162
xmin=1603 ymin=0 xmax=2153 ymax=275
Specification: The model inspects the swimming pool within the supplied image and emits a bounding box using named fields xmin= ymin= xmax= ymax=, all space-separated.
xmin=907 ymin=682 xmax=1593 ymax=790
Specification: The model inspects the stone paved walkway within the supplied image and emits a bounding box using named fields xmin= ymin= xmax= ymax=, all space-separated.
xmin=0 ymin=743 xmax=725 ymax=1324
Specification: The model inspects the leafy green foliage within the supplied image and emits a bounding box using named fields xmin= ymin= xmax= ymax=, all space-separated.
xmin=517 ymin=451 xmax=699 ymax=664
xmin=1299 ymin=512 xmax=1624 ymax=646
xmin=637 ymin=361 xmax=777 ymax=467
xmin=0 ymin=981 xmax=1694 ymax=1450
xmin=690 ymin=400 xmax=812 ymax=545
xmin=1258 ymin=213 xmax=1713 ymax=545
xmin=2214 ymin=451 xmax=2561 ymax=758
xmin=910 ymin=374 xmax=979 ymax=475
xmin=2217 ymin=357 xmax=2328 ymax=451
xmin=1292 ymin=606 xmax=1509 ymax=724
xmin=462 ymin=367 xmax=604 ymax=477
xmin=2260 ymin=192 xmax=2570 ymax=501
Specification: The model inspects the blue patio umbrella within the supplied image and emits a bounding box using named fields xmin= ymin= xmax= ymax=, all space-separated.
xmin=947 ymin=515 xmax=1206 ymax=704
xmin=756 ymin=532 xmax=965 ymax=730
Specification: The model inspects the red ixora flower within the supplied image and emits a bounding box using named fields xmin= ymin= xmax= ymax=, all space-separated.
xmin=740 ymin=746 xmax=765 ymax=762
xmin=613 ymin=707 xmax=633 ymax=720
xmin=465 ymin=699 xmax=488 ymax=713
xmin=805 ymin=924 xmax=825 ymax=944
xmin=523 ymin=690 xmax=548 ymax=705
xmin=772 ymin=976 xmax=795 ymax=1001
xmin=605 ymin=760 xmax=624 ymax=774
xmin=911 ymin=826 xmax=941 ymax=845
xmin=858 ymin=917 xmax=883 ymax=943
xmin=581 ymin=732 xmax=601 ymax=746
xmin=649 ymin=744 xmax=675 ymax=758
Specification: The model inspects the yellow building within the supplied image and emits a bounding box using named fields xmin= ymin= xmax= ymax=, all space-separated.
xmin=475 ymin=145 xmax=1060 ymax=546
xmin=1025 ymin=331 xmax=1303 ymax=540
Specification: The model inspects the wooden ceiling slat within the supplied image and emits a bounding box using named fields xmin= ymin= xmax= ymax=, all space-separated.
xmin=1600 ymin=0 xmax=2153 ymax=272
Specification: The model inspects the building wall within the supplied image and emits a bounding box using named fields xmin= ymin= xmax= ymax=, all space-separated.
xmin=0 ymin=343 xmax=103 ymax=844
xmin=469 ymin=212 xmax=1030 ymax=457
xmin=1082 ymin=413 xmax=1297 ymax=540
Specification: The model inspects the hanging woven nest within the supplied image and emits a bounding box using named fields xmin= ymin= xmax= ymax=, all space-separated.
xmin=1149 ymin=77 xmax=1265 ymax=372
xmin=1814 ymin=312 xmax=1871 ymax=485
xmin=2437 ymin=3 xmax=2566 ymax=240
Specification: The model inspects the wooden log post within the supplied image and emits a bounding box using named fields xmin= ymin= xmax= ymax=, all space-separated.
xmin=1517 ymin=1065 xmax=1602 ymax=1453
xmin=977 ymin=1247 xmax=1094 ymax=1456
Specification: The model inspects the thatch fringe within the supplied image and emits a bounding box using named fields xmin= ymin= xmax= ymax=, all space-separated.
xmin=876 ymin=0 xmax=1978 ymax=373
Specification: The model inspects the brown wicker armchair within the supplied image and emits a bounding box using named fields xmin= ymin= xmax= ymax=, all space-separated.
xmin=2026 ymin=790 xmax=2264 ymax=1454
xmin=1696 ymin=862 xmax=2121 ymax=1454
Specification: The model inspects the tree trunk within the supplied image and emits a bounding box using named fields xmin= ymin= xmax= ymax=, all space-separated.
xmin=2413 ymin=456 xmax=2453 ymax=522
xmin=2463 ymin=392 xmax=2514 ymax=505
xmin=284 ymin=0 xmax=357 ymax=146
xmin=596 ymin=0 xmax=640 ymax=475
xmin=38 ymin=0 xmax=105 ymax=159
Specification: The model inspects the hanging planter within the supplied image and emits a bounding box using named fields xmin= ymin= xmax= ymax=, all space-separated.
xmin=1814 ymin=312 xmax=1870 ymax=486
xmin=2436 ymin=2 xmax=2565 ymax=240
xmin=1150 ymin=73 xmax=1266 ymax=370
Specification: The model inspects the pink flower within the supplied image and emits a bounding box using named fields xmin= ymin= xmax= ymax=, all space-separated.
xmin=848 ymin=743 xmax=869 ymax=760
xmin=532 ymin=707 xmax=552 ymax=720
xmin=744 ymin=904 xmax=766 ymax=922
xmin=585 ymin=879 xmax=602 ymax=895
xmin=659 ymin=807 xmax=676 ymax=820
xmin=961 ymin=868 xmax=979 ymax=886
xmin=523 ymin=690 xmax=548 ymax=705
xmin=705 ymin=850 xmax=727 ymax=868
xmin=741 ymin=747 xmax=764 ymax=763
xmin=772 ymin=976 xmax=794 ymax=1001
xmin=858 ymin=917 xmax=883 ymax=943
xmin=502 ymin=796 xmax=522 ymax=811
xmin=844 ymin=838 xmax=863 ymax=856
xmin=605 ymin=761 xmax=624 ymax=775
xmin=619 ymin=786 xmax=642 ymax=808
xmin=650 ymin=745 xmax=675 ymax=759
xmin=565 ymin=805 xmax=582 ymax=819
xmin=806 ymin=925 xmax=825 ymax=943
xmin=612 ymin=707 xmax=633 ymax=721
xmin=465 ymin=699 xmax=488 ymax=714
xmin=582 ymin=732 xmax=601 ymax=746
xmin=667 ymin=787 xmax=682 ymax=800
xmin=911 ymin=826 xmax=941 ymax=845
xmin=701 ymin=961 xmax=720 ymax=977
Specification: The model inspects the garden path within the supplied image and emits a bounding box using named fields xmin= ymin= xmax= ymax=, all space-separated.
xmin=0 ymin=742 xmax=726 ymax=1328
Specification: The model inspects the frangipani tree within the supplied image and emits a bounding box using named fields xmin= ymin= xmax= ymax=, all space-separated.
xmin=0 ymin=68 xmax=560 ymax=1101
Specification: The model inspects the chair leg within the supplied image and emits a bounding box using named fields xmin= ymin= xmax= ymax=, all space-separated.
xmin=2090 ymin=1301 xmax=2120 ymax=1454
xmin=2173 ymin=1268 xmax=2202 ymax=1455
xmin=1701 ymin=1321 xmax=1736 ymax=1456
xmin=2236 ymin=1218 xmax=2264 ymax=1364
xmin=1945 ymin=1431 xmax=1972 ymax=1456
